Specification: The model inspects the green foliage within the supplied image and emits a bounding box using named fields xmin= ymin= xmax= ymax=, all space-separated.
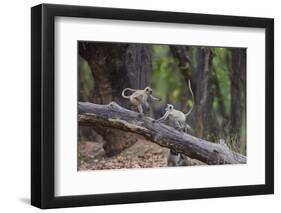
xmin=151 ymin=45 xmax=185 ymax=105
xmin=212 ymin=48 xmax=231 ymax=114
xmin=79 ymin=56 xmax=94 ymax=102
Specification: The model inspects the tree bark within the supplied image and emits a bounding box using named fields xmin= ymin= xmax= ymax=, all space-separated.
xmin=193 ymin=48 xmax=220 ymax=140
xmin=169 ymin=45 xmax=193 ymax=86
xmin=230 ymin=48 xmax=246 ymax=148
xmin=79 ymin=102 xmax=246 ymax=165
xmin=78 ymin=42 xmax=152 ymax=156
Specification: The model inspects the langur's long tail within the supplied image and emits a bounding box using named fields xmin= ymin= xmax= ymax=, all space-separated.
xmin=185 ymin=80 xmax=195 ymax=117
xmin=122 ymin=88 xmax=137 ymax=99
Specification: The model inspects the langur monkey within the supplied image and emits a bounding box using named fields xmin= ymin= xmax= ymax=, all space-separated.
xmin=157 ymin=80 xmax=194 ymax=132
xmin=167 ymin=149 xmax=182 ymax=166
xmin=122 ymin=87 xmax=161 ymax=115
xmin=157 ymin=80 xmax=195 ymax=166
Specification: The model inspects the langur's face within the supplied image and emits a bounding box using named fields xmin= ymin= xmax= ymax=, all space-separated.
xmin=145 ymin=87 xmax=153 ymax=94
xmin=165 ymin=104 xmax=174 ymax=111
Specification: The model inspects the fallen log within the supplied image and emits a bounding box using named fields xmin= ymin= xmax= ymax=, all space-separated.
xmin=78 ymin=102 xmax=246 ymax=165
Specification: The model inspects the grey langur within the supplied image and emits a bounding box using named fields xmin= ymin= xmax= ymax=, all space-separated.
xmin=122 ymin=87 xmax=161 ymax=115
xmin=157 ymin=80 xmax=194 ymax=132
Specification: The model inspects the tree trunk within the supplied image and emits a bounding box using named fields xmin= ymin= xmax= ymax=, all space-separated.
xmin=193 ymin=48 xmax=220 ymax=140
xmin=78 ymin=42 xmax=152 ymax=156
xmin=169 ymin=45 xmax=193 ymax=86
xmin=230 ymin=48 xmax=246 ymax=148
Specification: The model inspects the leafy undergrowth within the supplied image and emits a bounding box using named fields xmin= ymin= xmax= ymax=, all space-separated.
xmin=78 ymin=140 xmax=170 ymax=171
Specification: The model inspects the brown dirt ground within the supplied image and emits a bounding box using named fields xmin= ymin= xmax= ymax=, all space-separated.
xmin=78 ymin=140 xmax=170 ymax=171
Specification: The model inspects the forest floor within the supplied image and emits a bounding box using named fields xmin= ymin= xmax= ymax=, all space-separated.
xmin=78 ymin=140 xmax=170 ymax=171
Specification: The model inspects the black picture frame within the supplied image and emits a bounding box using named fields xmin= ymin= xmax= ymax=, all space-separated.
xmin=31 ymin=3 xmax=274 ymax=209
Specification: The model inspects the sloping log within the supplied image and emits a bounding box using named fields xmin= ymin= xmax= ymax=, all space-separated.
xmin=78 ymin=102 xmax=246 ymax=165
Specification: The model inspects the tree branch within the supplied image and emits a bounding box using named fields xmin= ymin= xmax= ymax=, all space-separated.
xmin=78 ymin=102 xmax=246 ymax=165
